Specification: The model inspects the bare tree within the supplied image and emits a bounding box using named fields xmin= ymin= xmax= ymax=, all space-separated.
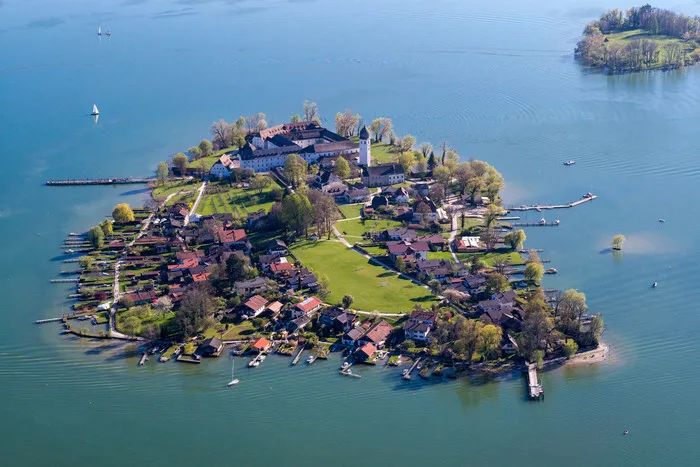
xmin=334 ymin=110 xmax=361 ymax=137
xmin=303 ymin=100 xmax=320 ymax=123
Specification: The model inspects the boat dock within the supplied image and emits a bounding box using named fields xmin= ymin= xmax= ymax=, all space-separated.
xmin=46 ymin=177 xmax=155 ymax=186
xmin=35 ymin=317 xmax=66 ymax=324
xmin=512 ymin=222 xmax=560 ymax=227
xmin=402 ymin=357 xmax=422 ymax=380
xmin=176 ymin=355 xmax=201 ymax=364
xmin=526 ymin=363 xmax=544 ymax=400
xmin=138 ymin=352 xmax=149 ymax=366
xmin=509 ymin=194 xmax=597 ymax=212
xmin=291 ymin=345 xmax=304 ymax=366
xmin=50 ymin=278 xmax=79 ymax=283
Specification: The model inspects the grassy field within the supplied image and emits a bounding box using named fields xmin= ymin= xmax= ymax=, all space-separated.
xmin=187 ymin=146 xmax=238 ymax=170
xmin=290 ymin=240 xmax=436 ymax=312
xmin=151 ymin=179 xmax=201 ymax=206
xmin=605 ymin=29 xmax=699 ymax=67
xmin=458 ymin=250 xmax=524 ymax=266
xmin=338 ymin=203 xmax=362 ymax=219
xmin=336 ymin=217 xmax=404 ymax=239
xmin=196 ymin=183 xmax=276 ymax=216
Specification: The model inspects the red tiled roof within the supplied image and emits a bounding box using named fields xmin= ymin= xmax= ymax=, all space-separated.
xmin=252 ymin=337 xmax=271 ymax=351
xmin=217 ymin=228 xmax=247 ymax=244
xmin=358 ymin=342 xmax=377 ymax=358
xmin=266 ymin=301 xmax=283 ymax=313
xmin=363 ymin=320 xmax=393 ymax=344
xmin=296 ymin=296 xmax=322 ymax=314
xmin=270 ymin=262 xmax=295 ymax=274
xmin=244 ymin=295 xmax=268 ymax=311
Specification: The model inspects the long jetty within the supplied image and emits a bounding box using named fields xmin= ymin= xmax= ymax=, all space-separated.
xmin=512 ymin=222 xmax=560 ymax=227
xmin=46 ymin=177 xmax=155 ymax=186
xmin=526 ymin=363 xmax=544 ymax=400
xmin=509 ymin=194 xmax=597 ymax=212
xmin=291 ymin=345 xmax=305 ymax=366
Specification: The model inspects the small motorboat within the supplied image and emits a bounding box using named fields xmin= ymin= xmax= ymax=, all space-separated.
xmin=545 ymin=268 xmax=558 ymax=274
xmin=652 ymin=282 xmax=658 ymax=288
xmin=658 ymin=219 xmax=666 ymax=223
xmin=227 ymin=359 xmax=239 ymax=387
xmin=306 ymin=355 xmax=317 ymax=364
xmin=563 ymin=160 xmax=576 ymax=166
xmin=554 ymin=219 xmax=560 ymax=225
xmin=623 ymin=429 xmax=630 ymax=436
xmin=539 ymin=217 xmax=546 ymax=225
xmin=66 ymin=249 xmax=75 ymax=254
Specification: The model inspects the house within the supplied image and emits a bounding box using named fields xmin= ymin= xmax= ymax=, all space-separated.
xmin=412 ymin=196 xmax=448 ymax=223
xmin=243 ymin=294 xmax=268 ymax=318
xmin=391 ymin=186 xmax=410 ymax=204
xmin=319 ymin=308 xmax=344 ymax=327
xmin=319 ymin=308 xmax=357 ymax=332
xmin=234 ymin=276 xmax=268 ymax=296
xmin=266 ymin=239 xmax=288 ymax=255
xmin=187 ymin=266 xmax=211 ymax=283
xmin=403 ymin=310 xmax=437 ymax=342
xmin=266 ymin=301 xmax=284 ymax=316
xmin=286 ymin=268 xmax=318 ymax=291
xmin=342 ymin=325 xmax=367 ymax=347
xmin=292 ymin=296 xmax=322 ymax=318
xmin=359 ymin=320 xmax=393 ymax=349
xmin=209 ymin=154 xmax=239 ymax=179
xmin=387 ymin=240 xmax=430 ymax=262
xmin=361 ymin=163 xmax=405 ymax=187
xmin=454 ymin=236 xmax=485 ymax=252
xmin=269 ymin=259 xmax=295 ymax=276
xmin=122 ymin=289 xmax=158 ymax=306
xmin=251 ymin=337 xmax=272 ymax=353
xmin=197 ymin=338 xmax=223 ymax=357
xmin=287 ymin=315 xmax=311 ymax=333
xmin=414 ymin=182 xmax=430 ymax=196
xmin=415 ymin=259 xmax=452 ymax=281
xmin=355 ymin=342 xmax=377 ymax=361
xmin=338 ymin=186 xmax=371 ymax=204
xmin=370 ymin=195 xmax=390 ymax=209
xmin=420 ymin=234 xmax=448 ymax=251
xmin=462 ymin=274 xmax=488 ymax=294
xmin=383 ymin=227 xmax=418 ymax=242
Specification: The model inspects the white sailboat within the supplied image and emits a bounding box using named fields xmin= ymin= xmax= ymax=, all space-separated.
xmin=227 ymin=358 xmax=239 ymax=387
xmin=97 ymin=26 xmax=102 ymax=36
xmin=91 ymin=104 xmax=100 ymax=116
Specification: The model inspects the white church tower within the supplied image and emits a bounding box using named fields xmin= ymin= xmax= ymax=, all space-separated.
xmin=359 ymin=125 xmax=371 ymax=167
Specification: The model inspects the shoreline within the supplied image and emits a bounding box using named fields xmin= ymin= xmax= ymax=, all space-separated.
xmin=567 ymin=343 xmax=608 ymax=366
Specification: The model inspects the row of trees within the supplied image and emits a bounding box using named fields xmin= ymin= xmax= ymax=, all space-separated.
xmin=87 ymin=205 xmax=131 ymax=248
xmin=431 ymin=313 xmax=504 ymax=361
xmin=269 ymin=189 xmax=340 ymax=239
xmin=592 ymin=4 xmax=700 ymax=39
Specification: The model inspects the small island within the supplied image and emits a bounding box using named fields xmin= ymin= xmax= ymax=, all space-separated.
xmin=575 ymin=4 xmax=700 ymax=73
xmin=45 ymin=103 xmax=604 ymax=399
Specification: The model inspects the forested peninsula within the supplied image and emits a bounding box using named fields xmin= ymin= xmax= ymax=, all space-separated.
xmin=575 ymin=4 xmax=700 ymax=73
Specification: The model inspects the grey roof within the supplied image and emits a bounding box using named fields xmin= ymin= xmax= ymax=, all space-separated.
xmin=359 ymin=126 xmax=370 ymax=140
xmin=362 ymin=163 xmax=404 ymax=178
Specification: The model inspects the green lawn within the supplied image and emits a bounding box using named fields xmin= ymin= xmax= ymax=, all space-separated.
xmin=458 ymin=250 xmax=524 ymax=266
xmin=604 ymin=29 xmax=699 ymax=68
xmin=196 ymin=183 xmax=276 ymax=216
xmin=338 ymin=203 xmax=363 ymax=219
xmin=291 ymin=240 xmax=436 ymax=313
xmin=336 ymin=217 xmax=404 ymax=239
xmin=151 ymin=179 xmax=201 ymax=206
xmin=427 ymin=251 xmax=455 ymax=261
xmin=187 ymin=146 xmax=238 ymax=170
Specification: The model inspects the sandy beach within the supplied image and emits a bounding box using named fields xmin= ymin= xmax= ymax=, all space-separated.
xmin=567 ymin=343 xmax=608 ymax=366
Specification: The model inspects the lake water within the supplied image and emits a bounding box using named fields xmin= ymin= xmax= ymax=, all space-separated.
xmin=2 ymin=0 xmax=700 ymax=465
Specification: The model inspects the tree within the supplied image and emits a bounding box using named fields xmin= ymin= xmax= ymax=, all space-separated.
xmin=88 ymin=225 xmax=104 ymax=249
xmin=334 ymin=110 xmax=361 ymax=137
xmin=283 ymin=154 xmax=308 ymax=189
xmin=399 ymin=134 xmax=416 ymax=153
xmin=588 ymin=315 xmax=604 ymax=345
xmin=395 ymin=256 xmax=406 ymax=273
xmin=244 ymin=113 xmax=267 ymax=134
xmin=156 ymin=162 xmax=169 ymax=183
xmin=483 ymin=204 xmax=505 ymax=230
xmin=369 ymin=117 xmax=393 ymax=143
xmin=250 ymin=174 xmax=272 ymax=194
xmin=280 ymin=192 xmax=313 ymax=236
xmin=612 ymin=234 xmax=625 ymax=250
xmin=398 ymin=151 xmax=415 ymax=174
xmin=477 ymin=324 xmax=503 ymax=360
xmin=225 ymin=254 xmax=256 ymax=283
xmin=333 ymin=157 xmax=350 ymax=179
xmin=524 ymin=262 xmax=544 ymax=284
xmin=420 ymin=143 xmax=433 ymax=158
xmin=172 ymin=152 xmax=188 ymax=175
xmin=303 ymin=100 xmax=320 ymax=123
xmin=100 ymin=219 xmax=113 ymax=237
xmin=290 ymin=114 xmax=302 ymax=123
xmin=342 ymin=295 xmax=354 ymax=309
xmin=174 ymin=286 xmax=215 ymax=338
xmin=112 ymin=203 xmax=135 ymax=223
xmin=504 ymin=229 xmax=526 ymax=250
xmin=556 ymin=289 xmax=587 ymax=331
xmin=485 ymin=273 xmax=509 ymax=294
xmin=211 ymin=120 xmax=231 ymax=148
xmin=308 ymin=190 xmax=340 ymax=239
xmin=433 ymin=165 xmax=452 ymax=187
xmin=427 ymin=151 xmax=437 ymax=171
xmin=428 ymin=279 xmax=442 ymax=296
xmin=187 ymin=146 xmax=202 ymax=160
xmin=563 ymin=338 xmax=578 ymax=358
xmin=199 ymin=139 xmax=213 ymax=156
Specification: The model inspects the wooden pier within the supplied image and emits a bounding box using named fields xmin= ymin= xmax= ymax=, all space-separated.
xmin=138 ymin=352 xmax=149 ymax=366
xmin=291 ymin=345 xmax=304 ymax=366
xmin=402 ymin=357 xmax=422 ymax=380
xmin=512 ymin=222 xmax=560 ymax=227
xmin=526 ymin=363 xmax=544 ymax=400
xmin=50 ymin=278 xmax=79 ymax=283
xmin=35 ymin=317 xmax=66 ymax=324
xmin=46 ymin=177 xmax=155 ymax=186
xmin=509 ymin=194 xmax=597 ymax=212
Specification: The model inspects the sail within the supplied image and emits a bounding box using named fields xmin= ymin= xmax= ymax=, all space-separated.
xmin=92 ymin=104 xmax=99 ymax=115
xmin=97 ymin=26 xmax=101 ymax=35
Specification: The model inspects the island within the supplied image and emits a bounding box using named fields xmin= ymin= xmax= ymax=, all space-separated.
xmin=46 ymin=104 xmax=604 ymax=399
xmin=575 ymin=4 xmax=700 ymax=73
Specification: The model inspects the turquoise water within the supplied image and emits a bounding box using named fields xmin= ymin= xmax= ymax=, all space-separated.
xmin=2 ymin=0 xmax=700 ymax=465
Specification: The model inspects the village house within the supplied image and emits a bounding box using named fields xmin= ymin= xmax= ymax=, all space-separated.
xmin=209 ymin=153 xmax=240 ymax=179
xmin=122 ymin=289 xmax=158 ymax=306
xmin=361 ymin=163 xmax=405 ymax=188
xmin=390 ymin=186 xmax=410 ymax=204
xmin=266 ymin=239 xmax=288 ymax=256
xmin=287 ymin=315 xmax=311 ymax=333
xmin=382 ymin=227 xmax=418 ymax=242
xmin=291 ymin=296 xmax=322 ymax=319
xmin=342 ymin=325 xmax=367 ymax=347
xmin=402 ymin=310 xmax=437 ymax=342
xmin=354 ymin=342 xmax=377 ymax=362
xmin=286 ymin=268 xmax=318 ymax=291
xmin=387 ymin=240 xmax=431 ymax=263
xmin=196 ymin=338 xmax=223 ymax=357
xmin=319 ymin=308 xmax=357 ymax=332
xmin=412 ymin=196 xmax=448 ymax=224
xmin=454 ymin=236 xmax=485 ymax=252
xmin=359 ymin=320 xmax=393 ymax=349
xmin=242 ymin=294 xmax=268 ymax=318
xmin=234 ymin=276 xmax=268 ymax=296
xmin=251 ymin=337 xmax=272 ymax=353
xmin=338 ymin=186 xmax=371 ymax=204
